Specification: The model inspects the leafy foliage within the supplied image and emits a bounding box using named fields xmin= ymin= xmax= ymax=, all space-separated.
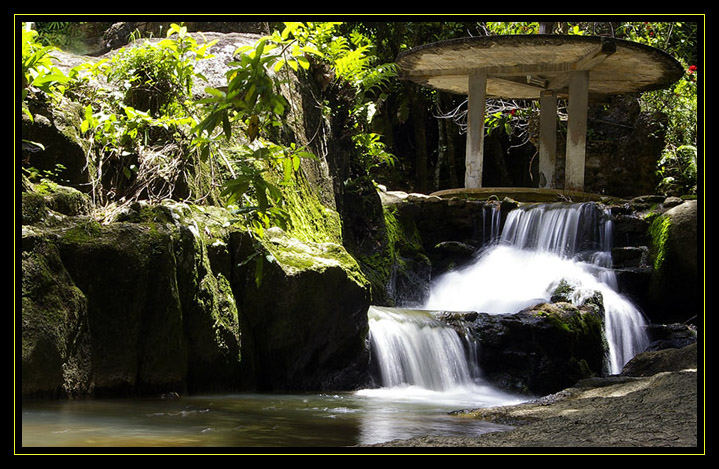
xmin=64 ymin=24 xmax=213 ymax=203
xmin=21 ymin=25 xmax=70 ymax=116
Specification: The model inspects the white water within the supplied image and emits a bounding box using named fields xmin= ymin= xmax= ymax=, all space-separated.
xmin=425 ymin=202 xmax=649 ymax=374
xmin=361 ymin=306 xmax=525 ymax=407
xmin=362 ymin=202 xmax=648 ymax=410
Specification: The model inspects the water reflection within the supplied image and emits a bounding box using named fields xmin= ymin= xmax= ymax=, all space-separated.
xmin=22 ymin=390 xmax=519 ymax=447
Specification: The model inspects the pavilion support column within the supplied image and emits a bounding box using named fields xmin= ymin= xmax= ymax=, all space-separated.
xmin=565 ymin=70 xmax=589 ymax=191
xmin=538 ymin=90 xmax=557 ymax=188
xmin=465 ymin=71 xmax=487 ymax=188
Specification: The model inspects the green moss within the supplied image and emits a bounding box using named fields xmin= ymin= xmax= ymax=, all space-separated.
xmin=649 ymin=214 xmax=671 ymax=270
xmin=21 ymin=239 xmax=89 ymax=396
xmin=545 ymin=312 xmax=573 ymax=333
xmin=283 ymin=180 xmax=343 ymax=245
xmin=261 ymin=228 xmax=369 ymax=289
xmin=22 ymin=192 xmax=48 ymax=224
xmin=60 ymin=218 xmax=102 ymax=244
xmin=550 ymin=280 xmax=575 ymax=303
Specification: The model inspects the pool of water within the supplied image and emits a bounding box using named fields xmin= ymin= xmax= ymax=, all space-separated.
xmin=21 ymin=386 xmax=523 ymax=448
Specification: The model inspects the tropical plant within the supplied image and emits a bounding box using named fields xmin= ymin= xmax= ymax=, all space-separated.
xmin=21 ymin=24 xmax=70 ymax=118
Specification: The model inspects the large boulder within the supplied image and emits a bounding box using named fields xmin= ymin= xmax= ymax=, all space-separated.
xmin=21 ymin=233 xmax=90 ymax=398
xmin=232 ymin=227 xmax=372 ymax=391
xmin=21 ymin=193 xmax=375 ymax=397
xmin=440 ymin=284 xmax=608 ymax=396
xmin=646 ymin=200 xmax=699 ymax=322
xmin=55 ymin=219 xmax=188 ymax=396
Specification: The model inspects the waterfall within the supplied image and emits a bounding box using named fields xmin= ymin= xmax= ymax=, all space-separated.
xmin=363 ymin=306 xmax=523 ymax=407
xmin=368 ymin=306 xmax=478 ymax=390
xmin=425 ymin=202 xmax=649 ymax=374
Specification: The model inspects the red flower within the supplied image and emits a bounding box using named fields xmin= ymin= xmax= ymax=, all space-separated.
xmin=688 ymin=65 xmax=697 ymax=73
xmin=510 ymin=109 xmax=516 ymax=116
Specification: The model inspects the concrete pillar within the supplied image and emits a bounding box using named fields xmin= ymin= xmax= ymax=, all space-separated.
xmin=565 ymin=70 xmax=589 ymax=191
xmin=538 ymin=90 xmax=557 ymax=188
xmin=465 ymin=71 xmax=487 ymax=188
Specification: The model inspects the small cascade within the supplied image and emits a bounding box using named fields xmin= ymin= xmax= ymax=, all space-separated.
xmin=364 ymin=306 xmax=523 ymax=407
xmin=481 ymin=203 xmax=501 ymax=244
xmin=368 ymin=306 xmax=478 ymax=390
xmin=425 ymin=202 xmax=649 ymax=375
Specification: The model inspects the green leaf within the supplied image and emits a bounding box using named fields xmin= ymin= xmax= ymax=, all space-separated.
xmin=273 ymin=58 xmax=286 ymax=72
xmin=222 ymin=113 xmax=232 ymax=140
xmin=282 ymin=157 xmax=293 ymax=182
xmin=296 ymin=56 xmax=310 ymax=70
xmin=205 ymin=87 xmax=226 ymax=98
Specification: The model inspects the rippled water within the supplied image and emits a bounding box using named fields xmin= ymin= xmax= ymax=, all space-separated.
xmin=21 ymin=392 xmax=516 ymax=448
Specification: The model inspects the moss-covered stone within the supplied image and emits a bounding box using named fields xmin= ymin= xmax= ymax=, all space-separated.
xmin=22 ymin=94 xmax=91 ymax=188
xmin=21 ymin=192 xmax=49 ymax=225
xmin=21 ymin=237 xmax=90 ymax=398
xmin=174 ymin=220 xmax=243 ymax=393
xmin=232 ymin=223 xmax=372 ymax=391
xmin=647 ymin=200 xmax=699 ymax=323
xmin=282 ymin=179 xmax=344 ymax=246
xmin=648 ymin=214 xmax=671 ymax=270
xmin=33 ymin=179 xmax=91 ymax=216
xmin=451 ymin=296 xmax=608 ymax=396
xmin=353 ymin=204 xmax=431 ymax=306
xmin=51 ymin=221 xmax=187 ymax=396
xmin=261 ymin=226 xmax=369 ymax=290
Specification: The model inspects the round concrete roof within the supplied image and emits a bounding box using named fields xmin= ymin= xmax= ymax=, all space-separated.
xmin=397 ymin=35 xmax=684 ymax=100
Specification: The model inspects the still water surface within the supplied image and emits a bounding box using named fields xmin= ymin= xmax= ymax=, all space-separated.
xmin=22 ymin=387 xmax=520 ymax=448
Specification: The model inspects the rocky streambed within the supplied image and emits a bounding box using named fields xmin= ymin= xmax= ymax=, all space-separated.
xmin=366 ymin=343 xmax=699 ymax=449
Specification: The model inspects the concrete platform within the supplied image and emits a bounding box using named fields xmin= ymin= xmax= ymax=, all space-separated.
xmin=429 ymin=187 xmax=615 ymax=203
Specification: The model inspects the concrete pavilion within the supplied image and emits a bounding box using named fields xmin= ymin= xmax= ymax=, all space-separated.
xmin=396 ymin=34 xmax=684 ymax=196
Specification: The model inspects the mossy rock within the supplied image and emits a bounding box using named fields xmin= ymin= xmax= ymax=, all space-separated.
xmin=21 ymin=237 xmax=90 ymax=398
xmin=467 ymin=299 xmax=608 ymax=396
xmin=233 ymin=226 xmax=372 ymax=391
xmin=22 ymin=180 xmax=91 ymax=227
xmin=22 ymin=94 xmax=90 ymax=188
xmin=21 ymin=192 xmax=49 ymax=225
xmin=647 ymin=200 xmax=698 ymax=322
xmin=33 ymin=180 xmax=91 ymax=216
xmin=173 ymin=222 xmax=243 ymax=393
xmin=53 ymin=220 xmax=187 ymax=396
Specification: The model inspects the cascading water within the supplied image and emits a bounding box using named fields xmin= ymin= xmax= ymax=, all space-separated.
xmin=361 ymin=306 xmax=524 ymax=407
xmin=425 ymin=202 xmax=649 ymax=374
xmin=368 ymin=307 xmax=478 ymax=391
xmin=364 ymin=201 xmax=648 ymax=408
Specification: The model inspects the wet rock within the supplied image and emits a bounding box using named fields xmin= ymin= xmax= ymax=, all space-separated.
xmin=613 ymin=267 xmax=653 ymax=314
xmin=447 ymin=298 xmax=608 ymax=396
xmin=644 ymin=323 xmax=697 ymax=352
xmin=430 ymin=241 xmax=477 ymax=275
xmin=662 ymin=196 xmax=684 ymax=208
xmin=611 ymin=246 xmax=649 ymax=268
xmin=621 ymin=342 xmax=697 ymax=377
xmin=21 ymin=237 xmax=90 ymax=398
xmin=611 ymin=213 xmax=651 ymax=247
